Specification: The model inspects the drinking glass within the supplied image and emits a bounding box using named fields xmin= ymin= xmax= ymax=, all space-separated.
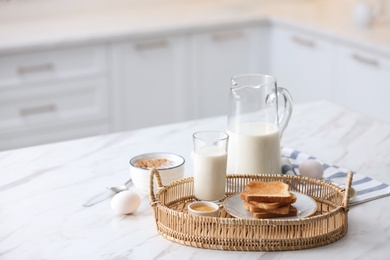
xmin=193 ymin=131 xmax=229 ymax=201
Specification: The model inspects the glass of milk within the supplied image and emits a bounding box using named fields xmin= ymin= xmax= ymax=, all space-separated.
xmin=192 ymin=131 xmax=229 ymax=202
xmin=227 ymin=74 xmax=293 ymax=175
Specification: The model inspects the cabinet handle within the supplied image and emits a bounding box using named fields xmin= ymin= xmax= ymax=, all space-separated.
xmin=18 ymin=63 xmax=54 ymax=75
xmin=352 ymin=53 xmax=379 ymax=67
xmin=212 ymin=31 xmax=245 ymax=41
xmin=291 ymin=35 xmax=316 ymax=48
xmin=134 ymin=40 xmax=168 ymax=51
xmin=20 ymin=104 xmax=57 ymax=116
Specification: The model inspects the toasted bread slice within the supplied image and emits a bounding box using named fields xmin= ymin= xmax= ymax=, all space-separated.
xmin=240 ymin=191 xmax=295 ymax=203
xmin=244 ymin=202 xmax=291 ymax=215
xmin=247 ymin=193 xmax=297 ymax=209
xmin=252 ymin=205 xmax=298 ymax=219
xmin=241 ymin=181 xmax=293 ymax=203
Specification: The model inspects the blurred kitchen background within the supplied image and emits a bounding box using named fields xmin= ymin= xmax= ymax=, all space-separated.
xmin=0 ymin=0 xmax=389 ymax=151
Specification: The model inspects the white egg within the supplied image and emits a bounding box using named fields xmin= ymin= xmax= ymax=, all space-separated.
xmin=298 ymin=159 xmax=324 ymax=179
xmin=111 ymin=190 xmax=141 ymax=215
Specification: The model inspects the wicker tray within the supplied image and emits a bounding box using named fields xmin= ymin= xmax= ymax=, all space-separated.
xmin=148 ymin=168 xmax=353 ymax=251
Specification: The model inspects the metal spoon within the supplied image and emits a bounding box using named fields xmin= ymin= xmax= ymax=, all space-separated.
xmin=106 ymin=178 xmax=133 ymax=193
xmin=83 ymin=178 xmax=134 ymax=207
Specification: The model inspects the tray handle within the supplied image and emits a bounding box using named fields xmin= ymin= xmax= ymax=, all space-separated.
xmin=149 ymin=168 xmax=164 ymax=207
xmin=342 ymin=171 xmax=353 ymax=212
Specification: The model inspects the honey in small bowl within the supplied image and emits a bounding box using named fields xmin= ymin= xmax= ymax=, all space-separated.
xmin=188 ymin=201 xmax=219 ymax=217
xmin=191 ymin=205 xmax=215 ymax=212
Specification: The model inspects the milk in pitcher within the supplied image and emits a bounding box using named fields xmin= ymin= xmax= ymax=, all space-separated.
xmin=227 ymin=122 xmax=281 ymax=174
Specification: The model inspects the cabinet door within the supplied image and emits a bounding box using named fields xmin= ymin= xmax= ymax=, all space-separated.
xmin=111 ymin=36 xmax=188 ymax=131
xmin=191 ymin=26 xmax=268 ymax=118
xmin=0 ymin=77 xmax=110 ymax=150
xmin=269 ymin=26 xmax=334 ymax=103
xmin=335 ymin=45 xmax=390 ymax=124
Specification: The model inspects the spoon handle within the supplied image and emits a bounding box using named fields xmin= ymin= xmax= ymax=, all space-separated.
xmin=124 ymin=178 xmax=133 ymax=186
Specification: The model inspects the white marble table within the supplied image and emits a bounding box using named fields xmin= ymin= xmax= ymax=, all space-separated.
xmin=1 ymin=100 xmax=390 ymax=259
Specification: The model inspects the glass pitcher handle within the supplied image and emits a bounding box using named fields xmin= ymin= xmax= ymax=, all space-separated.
xmin=277 ymin=87 xmax=293 ymax=136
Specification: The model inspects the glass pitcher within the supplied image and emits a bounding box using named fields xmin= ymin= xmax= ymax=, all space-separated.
xmin=227 ymin=74 xmax=293 ymax=174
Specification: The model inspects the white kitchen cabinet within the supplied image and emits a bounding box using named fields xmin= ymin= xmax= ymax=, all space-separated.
xmin=2 ymin=18 xmax=390 ymax=151
xmin=269 ymin=25 xmax=334 ymax=103
xmin=190 ymin=26 xmax=268 ymax=118
xmin=335 ymin=45 xmax=390 ymax=124
xmin=110 ymin=35 xmax=188 ymax=131
xmin=0 ymin=45 xmax=111 ymax=150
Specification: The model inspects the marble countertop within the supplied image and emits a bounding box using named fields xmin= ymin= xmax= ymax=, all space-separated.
xmin=1 ymin=100 xmax=390 ymax=259
xmin=0 ymin=0 xmax=390 ymax=55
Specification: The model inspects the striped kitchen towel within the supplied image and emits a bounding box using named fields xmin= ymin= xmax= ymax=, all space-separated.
xmin=281 ymin=147 xmax=390 ymax=206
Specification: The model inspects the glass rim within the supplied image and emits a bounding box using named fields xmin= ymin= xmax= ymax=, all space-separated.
xmin=192 ymin=131 xmax=229 ymax=141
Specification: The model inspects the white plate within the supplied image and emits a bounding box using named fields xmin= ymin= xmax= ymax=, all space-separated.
xmin=223 ymin=191 xmax=317 ymax=219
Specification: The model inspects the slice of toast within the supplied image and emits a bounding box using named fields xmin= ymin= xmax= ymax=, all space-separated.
xmin=241 ymin=181 xmax=293 ymax=203
xmin=244 ymin=201 xmax=291 ymax=215
xmin=246 ymin=193 xmax=297 ymax=210
xmin=252 ymin=205 xmax=298 ymax=219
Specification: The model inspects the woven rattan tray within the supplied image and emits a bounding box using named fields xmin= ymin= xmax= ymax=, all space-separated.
xmin=148 ymin=168 xmax=353 ymax=251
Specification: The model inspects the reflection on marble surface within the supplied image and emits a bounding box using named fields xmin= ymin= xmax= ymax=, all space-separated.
xmin=0 ymin=100 xmax=390 ymax=259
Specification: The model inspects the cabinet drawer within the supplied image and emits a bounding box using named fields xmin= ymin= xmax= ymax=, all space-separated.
xmin=338 ymin=47 xmax=390 ymax=71
xmin=0 ymin=45 xmax=107 ymax=88
xmin=335 ymin=45 xmax=390 ymax=123
xmin=0 ymin=77 xmax=109 ymax=132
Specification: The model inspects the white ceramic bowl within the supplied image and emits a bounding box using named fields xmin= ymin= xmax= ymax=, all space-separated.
xmin=129 ymin=152 xmax=185 ymax=194
xmin=187 ymin=201 xmax=220 ymax=217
